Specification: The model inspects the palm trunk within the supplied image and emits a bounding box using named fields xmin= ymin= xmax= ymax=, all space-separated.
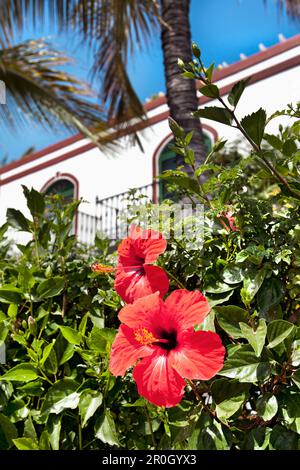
xmin=160 ymin=0 xmax=206 ymax=165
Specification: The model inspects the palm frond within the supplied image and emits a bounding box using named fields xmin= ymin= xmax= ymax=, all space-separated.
xmin=282 ymin=0 xmax=300 ymax=17
xmin=0 ymin=0 xmax=73 ymax=44
xmin=0 ymin=0 xmax=161 ymax=121
xmin=264 ymin=0 xmax=300 ymax=19
xmin=0 ymin=38 xmax=110 ymax=147
xmin=72 ymin=1 xmax=161 ymax=121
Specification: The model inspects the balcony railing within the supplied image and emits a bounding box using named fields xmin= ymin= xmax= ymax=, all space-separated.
xmin=77 ymin=183 xmax=157 ymax=244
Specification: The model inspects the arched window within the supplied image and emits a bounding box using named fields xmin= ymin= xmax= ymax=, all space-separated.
xmin=44 ymin=178 xmax=75 ymax=203
xmin=158 ymin=132 xmax=213 ymax=201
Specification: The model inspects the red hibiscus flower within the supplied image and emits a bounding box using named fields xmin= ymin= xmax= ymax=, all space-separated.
xmin=114 ymin=225 xmax=169 ymax=304
xmin=109 ymin=290 xmax=225 ymax=407
xmin=219 ymin=210 xmax=238 ymax=232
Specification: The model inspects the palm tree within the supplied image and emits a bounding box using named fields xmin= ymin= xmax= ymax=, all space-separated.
xmin=0 ymin=37 xmax=108 ymax=147
xmin=1 ymin=1 xmax=297 ymax=164
xmin=277 ymin=0 xmax=300 ymax=16
xmin=0 ymin=1 xmax=206 ymax=162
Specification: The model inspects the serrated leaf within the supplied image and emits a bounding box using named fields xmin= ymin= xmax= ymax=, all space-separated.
xmin=267 ymin=320 xmax=296 ymax=349
xmin=263 ymin=133 xmax=282 ymax=150
xmin=228 ymin=78 xmax=250 ymax=108
xmin=22 ymin=186 xmax=45 ymax=217
xmin=282 ymin=139 xmax=297 ymax=157
xmin=239 ymin=319 xmax=267 ymax=357
xmin=193 ymin=106 xmax=232 ymax=125
xmin=199 ymin=84 xmax=219 ymax=98
xmin=0 ymin=364 xmax=39 ymax=382
xmin=6 ymin=208 xmax=31 ymax=232
xmin=241 ymin=108 xmax=266 ymax=146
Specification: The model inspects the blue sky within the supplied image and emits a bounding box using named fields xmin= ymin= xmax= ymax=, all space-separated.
xmin=1 ymin=0 xmax=300 ymax=164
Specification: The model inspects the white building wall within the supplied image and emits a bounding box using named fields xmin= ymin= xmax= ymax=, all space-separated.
xmin=0 ymin=38 xmax=300 ymax=244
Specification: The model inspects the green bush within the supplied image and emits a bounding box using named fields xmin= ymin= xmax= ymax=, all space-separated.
xmin=0 ymin=46 xmax=300 ymax=450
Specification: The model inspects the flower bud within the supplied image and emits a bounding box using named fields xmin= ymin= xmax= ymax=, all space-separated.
xmin=192 ymin=43 xmax=201 ymax=59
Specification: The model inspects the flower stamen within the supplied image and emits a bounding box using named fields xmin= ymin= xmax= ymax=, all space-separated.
xmin=134 ymin=327 xmax=158 ymax=346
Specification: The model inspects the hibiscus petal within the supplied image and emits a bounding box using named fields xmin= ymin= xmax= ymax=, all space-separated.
xmin=114 ymin=264 xmax=168 ymax=304
xmin=143 ymin=264 xmax=169 ymax=297
xmin=114 ymin=269 xmax=145 ymax=304
xmin=118 ymin=292 xmax=163 ymax=329
xmin=133 ymin=350 xmax=186 ymax=407
xmin=165 ymin=289 xmax=210 ymax=330
xmin=109 ymin=325 xmax=153 ymax=376
xmin=170 ymin=330 xmax=225 ymax=380
xmin=117 ymin=238 xmax=142 ymax=267
xmin=129 ymin=225 xmax=167 ymax=264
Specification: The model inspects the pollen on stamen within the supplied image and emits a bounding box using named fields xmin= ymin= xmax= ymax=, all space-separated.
xmin=91 ymin=263 xmax=115 ymax=273
xmin=134 ymin=327 xmax=157 ymax=346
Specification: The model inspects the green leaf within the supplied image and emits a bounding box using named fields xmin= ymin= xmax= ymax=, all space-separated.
xmin=267 ymin=320 xmax=296 ymax=349
xmin=215 ymin=305 xmax=248 ymax=339
xmin=270 ymin=424 xmax=299 ymax=450
xmin=0 ymin=364 xmax=39 ymax=382
xmin=182 ymin=71 xmax=195 ymax=79
xmin=257 ymin=278 xmax=284 ymax=316
xmin=218 ymin=345 xmax=271 ymax=382
xmin=221 ymin=265 xmax=244 ymax=284
xmin=24 ymin=415 xmax=37 ymax=441
xmin=13 ymin=437 xmax=39 ymax=450
xmin=239 ymin=319 xmax=267 ymax=357
xmin=292 ymin=369 xmax=300 ymax=389
xmin=193 ymin=106 xmax=232 ymax=126
xmin=241 ymin=108 xmax=266 ymax=146
xmin=0 ymin=286 xmax=24 ymax=305
xmin=282 ymin=139 xmax=297 ymax=157
xmin=188 ymin=413 xmax=232 ymax=450
xmin=41 ymin=379 xmax=80 ymax=417
xmin=228 ymin=78 xmax=250 ymax=108
xmin=95 ymin=410 xmax=120 ymax=446
xmin=242 ymin=427 xmax=271 ymax=450
xmin=36 ymin=277 xmax=65 ymax=299
xmin=159 ymin=175 xmax=201 ymax=195
xmin=263 ymin=133 xmax=282 ymax=150
xmin=168 ymin=117 xmax=185 ymax=139
xmin=78 ymin=312 xmax=89 ymax=336
xmin=22 ymin=186 xmax=45 ymax=217
xmin=256 ymin=393 xmax=278 ymax=421
xmin=79 ymin=390 xmax=103 ymax=427
xmin=211 ymin=379 xmax=250 ymax=420
xmin=205 ymin=63 xmax=214 ymax=81
xmin=59 ymin=325 xmax=82 ymax=346
xmin=6 ymin=208 xmax=31 ymax=232
xmin=199 ymin=84 xmax=219 ymax=99
xmin=240 ymin=267 xmax=267 ymax=306
xmin=46 ymin=415 xmax=61 ymax=450
xmin=0 ymin=413 xmax=18 ymax=449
